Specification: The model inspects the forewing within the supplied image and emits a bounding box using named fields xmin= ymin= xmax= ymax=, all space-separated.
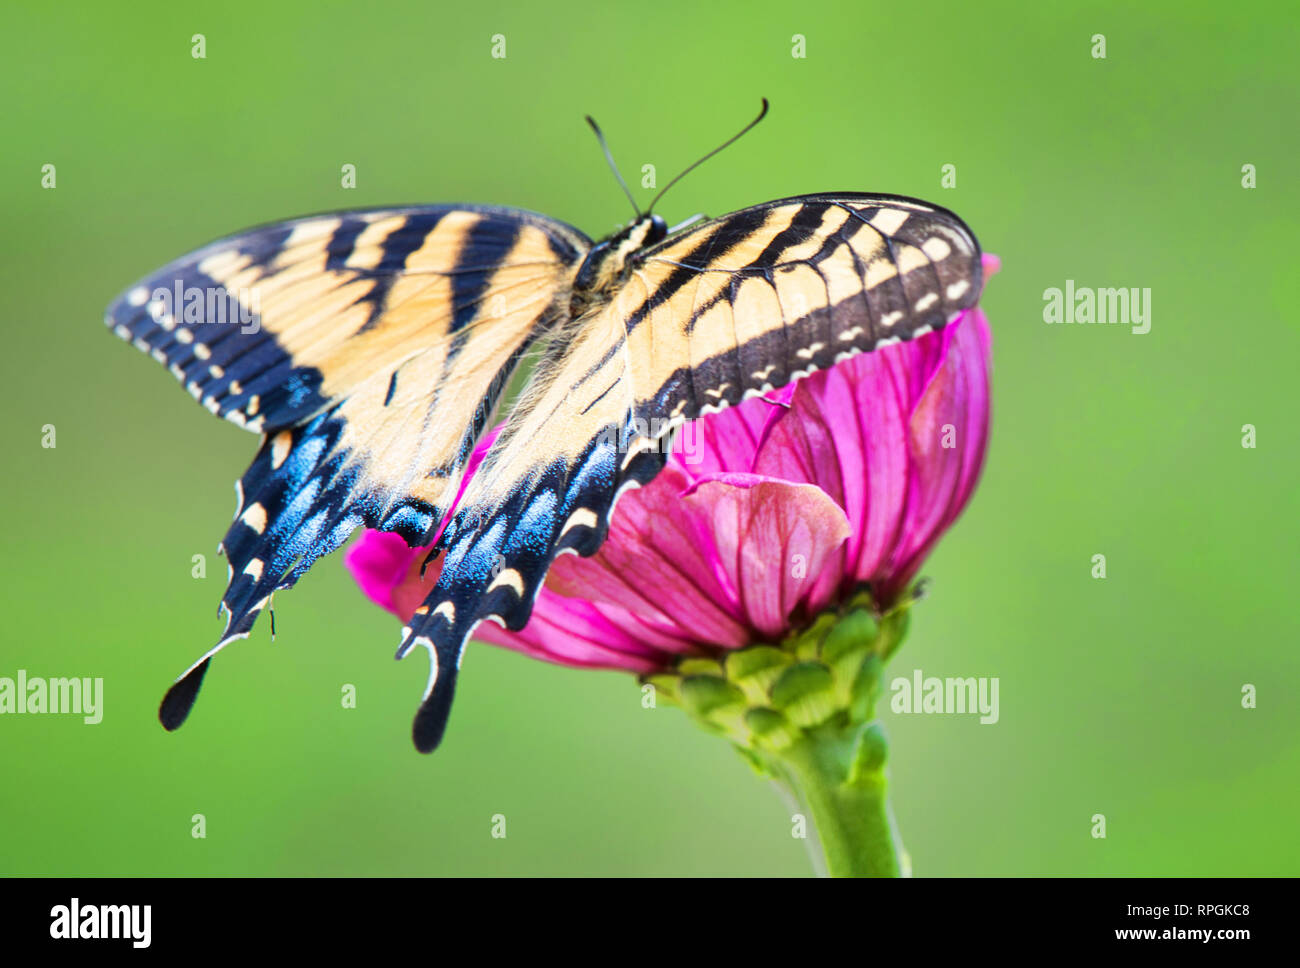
xmin=623 ymin=193 xmax=982 ymax=419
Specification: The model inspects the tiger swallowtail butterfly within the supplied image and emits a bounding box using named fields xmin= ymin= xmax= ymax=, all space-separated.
xmin=105 ymin=101 xmax=983 ymax=752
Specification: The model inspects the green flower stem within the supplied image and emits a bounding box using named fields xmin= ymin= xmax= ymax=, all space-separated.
xmin=776 ymin=722 xmax=906 ymax=877
xmin=647 ymin=587 xmax=921 ymax=877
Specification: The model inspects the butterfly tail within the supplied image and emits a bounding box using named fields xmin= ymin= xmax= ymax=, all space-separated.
xmin=154 ymin=594 xmax=271 ymax=732
xmin=412 ymin=653 xmax=461 ymax=754
xmin=392 ymin=427 xmax=674 ymax=752
xmin=158 ymin=657 xmax=212 ymax=730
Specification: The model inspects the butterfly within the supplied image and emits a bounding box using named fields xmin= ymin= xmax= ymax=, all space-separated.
xmin=105 ymin=101 xmax=983 ymax=752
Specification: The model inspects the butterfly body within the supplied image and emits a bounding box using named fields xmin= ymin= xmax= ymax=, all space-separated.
xmin=108 ymin=186 xmax=982 ymax=752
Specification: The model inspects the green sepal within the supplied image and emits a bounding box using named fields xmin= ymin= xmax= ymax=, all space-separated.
xmin=733 ymin=743 xmax=773 ymax=777
xmin=645 ymin=674 xmax=681 ymax=706
xmin=769 ymin=662 xmax=837 ymax=727
xmin=678 ymin=657 xmax=726 ymax=677
xmin=640 ymin=582 xmax=923 ymax=877
xmin=724 ymin=645 xmax=792 ymax=704
xmin=679 ymin=674 xmax=745 ymax=719
xmin=849 ymin=654 xmax=885 ymax=722
xmin=744 ymin=706 xmax=801 ymax=751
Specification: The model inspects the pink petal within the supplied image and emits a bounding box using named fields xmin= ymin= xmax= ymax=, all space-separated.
xmin=679 ymin=385 xmax=797 ymax=479
xmin=883 ymin=308 xmax=992 ymax=598
xmin=474 ymin=598 xmax=676 ymax=673
xmin=544 ymin=470 xmax=851 ymax=645
xmin=345 ymin=530 xmax=420 ymax=617
xmin=545 ymin=466 xmax=755 ymax=649
xmin=688 ymin=477 xmax=853 ymax=639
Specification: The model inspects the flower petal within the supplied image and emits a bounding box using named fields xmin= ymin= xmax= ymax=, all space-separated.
xmin=544 ymin=469 xmax=851 ymax=645
xmin=689 ymin=477 xmax=853 ymax=638
xmin=473 ymin=597 xmax=676 ymax=673
xmin=679 ymin=385 xmax=797 ymax=479
xmin=883 ymin=307 xmax=992 ymax=598
xmin=344 ymin=530 xmax=419 ymax=617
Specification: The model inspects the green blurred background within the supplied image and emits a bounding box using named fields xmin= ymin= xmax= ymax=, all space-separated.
xmin=2 ymin=0 xmax=1296 ymax=876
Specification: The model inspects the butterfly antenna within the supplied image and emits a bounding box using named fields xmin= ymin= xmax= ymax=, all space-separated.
xmin=585 ymin=115 xmax=640 ymax=218
xmin=647 ymin=98 xmax=769 ymax=213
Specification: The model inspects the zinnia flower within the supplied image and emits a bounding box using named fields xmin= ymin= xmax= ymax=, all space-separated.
xmin=348 ymin=254 xmax=998 ymax=876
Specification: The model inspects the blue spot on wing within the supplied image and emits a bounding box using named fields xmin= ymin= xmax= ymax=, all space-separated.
xmin=401 ymin=416 xmax=671 ymax=753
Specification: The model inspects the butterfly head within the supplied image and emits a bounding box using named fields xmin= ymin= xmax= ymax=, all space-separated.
xmin=574 ymin=100 xmax=768 ymax=315
xmin=604 ymin=212 xmax=668 ymax=263
xmin=572 ymin=213 xmax=667 ymax=310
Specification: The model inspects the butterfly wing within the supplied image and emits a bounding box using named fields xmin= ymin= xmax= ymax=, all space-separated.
xmin=399 ymin=193 xmax=983 ymax=750
xmin=106 ymin=205 xmax=591 ymax=727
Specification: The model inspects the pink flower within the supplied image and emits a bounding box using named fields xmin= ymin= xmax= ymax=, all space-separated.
xmin=347 ymin=255 xmax=997 ymax=673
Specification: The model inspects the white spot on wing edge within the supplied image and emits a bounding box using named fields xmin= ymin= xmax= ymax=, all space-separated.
xmin=560 ymin=507 xmax=599 ymax=536
xmin=486 ymin=568 xmax=525 ymax=597
xmin=414 ymin=636 xmax=438 ymax=700
xmin=270 ymin=430 xmax=292 ymax=469
xmin=241 ymin=502 xmax=268 ymax=533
